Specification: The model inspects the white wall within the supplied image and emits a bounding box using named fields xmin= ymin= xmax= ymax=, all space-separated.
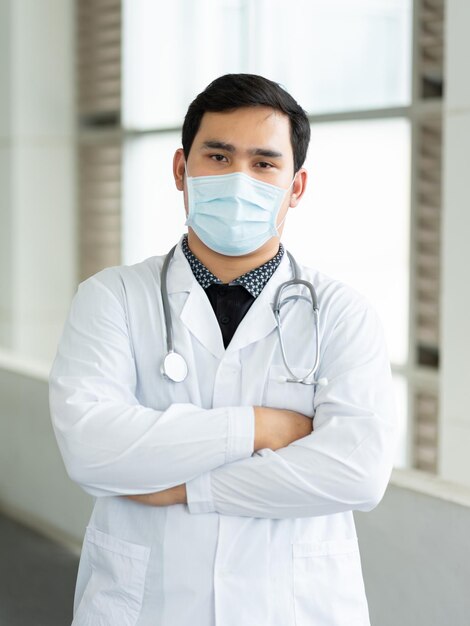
xmin=0 ymin=367 xmax=93 ymax=546
xmin=0 ymin=0 xmax=80 ymax=543
xmin=439 ymin=0 xmax=470 ymax=486
xmin=355 ymin=474 xmax=470 ymax=626
xmin=0 ymin=0 xmax=13 ymax=348
xmin=0 ymin=0 xmax=76 ymax=363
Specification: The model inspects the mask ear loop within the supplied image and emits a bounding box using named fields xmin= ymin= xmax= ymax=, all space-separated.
xmin=275 ymin=174 xmax=297 ymax=235
xmin=183 ymin=161 xmax=192 ymax=227
xmin=276 ymin=213 xmax=288 ymax=234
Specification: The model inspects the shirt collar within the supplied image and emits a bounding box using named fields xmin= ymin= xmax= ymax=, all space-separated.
xmin=181 ymin=234 xmax=284 ymax=298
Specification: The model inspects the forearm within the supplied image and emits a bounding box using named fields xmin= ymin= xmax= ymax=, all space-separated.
xmin=125 ymin=407 xmax=313 ymax=506
xmin=127 ymin=411 xmax=392 ymax=516
xmin=51 ymin=394 xmax=255 ymax=497
xmin=186 ymin=417 xmax=395 ymax=519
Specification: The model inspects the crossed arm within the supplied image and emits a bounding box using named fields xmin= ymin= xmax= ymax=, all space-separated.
xmin=126 ymin=406 xmax=314 ymax=507
xmin=50 ymin=276 xmax=396 ymax=519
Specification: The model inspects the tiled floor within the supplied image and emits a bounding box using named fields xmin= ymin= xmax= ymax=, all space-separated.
xmin=0 ymin=513 xmax=79 ymax=625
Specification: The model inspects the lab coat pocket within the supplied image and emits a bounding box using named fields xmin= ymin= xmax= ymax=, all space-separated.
xmin=292 ymin=537 xmax=370 ymax=626
xmin=73 ymin=526 xmax=150 ymax=626
xmin=264 ymin=365 xmax=315 ymax=417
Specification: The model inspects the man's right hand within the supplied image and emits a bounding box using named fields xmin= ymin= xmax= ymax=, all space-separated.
xmin=253 ymin=407 xmax=313 ymax=451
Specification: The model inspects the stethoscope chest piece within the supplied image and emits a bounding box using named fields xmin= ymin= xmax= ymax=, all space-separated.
xmin=162 ymin=351 xmax=188 ymax=383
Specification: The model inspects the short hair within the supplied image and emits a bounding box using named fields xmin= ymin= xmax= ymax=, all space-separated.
xmin=182 ymin=73 xmax=311 ymax=173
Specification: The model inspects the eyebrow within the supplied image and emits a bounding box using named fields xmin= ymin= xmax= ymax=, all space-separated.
xmin=201 ymin=140 xmax=283 ymax=159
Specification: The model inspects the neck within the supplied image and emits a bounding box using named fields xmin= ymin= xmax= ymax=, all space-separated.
xmin=187 ymin=230 xmax=281 ymax=283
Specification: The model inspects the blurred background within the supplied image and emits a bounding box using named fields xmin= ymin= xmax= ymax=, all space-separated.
xmin=0 ymin=0 xmax=469 ymax=624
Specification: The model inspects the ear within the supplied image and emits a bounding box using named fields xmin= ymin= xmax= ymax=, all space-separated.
xmin=173 ymin=148 xmax=186 ymax=191
xmin=289 ymin=168 xmax=308 ymax=207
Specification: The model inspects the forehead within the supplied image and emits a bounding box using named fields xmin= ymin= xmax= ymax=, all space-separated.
xmin=193 ymin=106 xmax=292 ymax=153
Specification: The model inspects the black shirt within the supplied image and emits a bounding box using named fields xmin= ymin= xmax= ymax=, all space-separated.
xmin=181 ymin=235 xmax=284 ymax=348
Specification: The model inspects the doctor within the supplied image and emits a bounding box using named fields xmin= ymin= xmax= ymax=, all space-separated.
xmin=49 ymin=73 xmax=396 ymax=626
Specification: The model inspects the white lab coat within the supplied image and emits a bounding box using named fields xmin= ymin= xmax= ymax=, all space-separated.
xmin=49 ymin=238 xmax=396 ymax=626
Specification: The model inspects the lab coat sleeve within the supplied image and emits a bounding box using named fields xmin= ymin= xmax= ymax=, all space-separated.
xmin=49 ymin=275 xmax=254 ymax=497
xmin=186 ymin=305 xmax=397 ymax=518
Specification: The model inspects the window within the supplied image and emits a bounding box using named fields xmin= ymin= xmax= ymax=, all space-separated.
xmin=248 ymin=0 xmax=412 ymax=114
xmin=77 ymin=0 xmax=443 ymax=472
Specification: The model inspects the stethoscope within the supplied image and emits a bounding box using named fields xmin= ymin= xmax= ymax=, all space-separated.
xmin=160 ymin=244 xmax=328 ymax=387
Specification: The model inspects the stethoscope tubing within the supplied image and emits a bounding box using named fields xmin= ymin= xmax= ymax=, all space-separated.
xmin=160 ymin=244 xmax=177 ymax=355
xmin=160 ymin=245 xmax=324 ymax=386
xmin=272 ymin=251 xmax=322 ymax=385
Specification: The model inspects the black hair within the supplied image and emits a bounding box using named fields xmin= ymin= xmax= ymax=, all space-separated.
xmin=182 ymin=73 xmax=311 ymax=173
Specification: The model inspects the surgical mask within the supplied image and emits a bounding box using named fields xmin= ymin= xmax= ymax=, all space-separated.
xmin=184 ymin=169 xmax=293 ymax=256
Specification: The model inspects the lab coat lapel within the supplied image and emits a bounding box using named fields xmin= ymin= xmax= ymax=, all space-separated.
xmin=226 ymin=252 xmax=292 ymax=354
xmin=179 ymin=283 xmax=225 ymax=360
xmin=167 ymin=241 xmax=293 ymax=360
xmin=165 ymin=240 xmax=194 ymax=294
xmin=167 ymin=242 xmax=225 ymax=360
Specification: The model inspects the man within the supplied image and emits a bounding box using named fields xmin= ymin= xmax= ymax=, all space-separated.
xmin=50 ymin=74 xmax=396 ymax=626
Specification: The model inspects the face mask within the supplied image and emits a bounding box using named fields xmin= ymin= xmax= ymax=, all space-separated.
xmin=184 ymin=169 xmax=293 ymax=256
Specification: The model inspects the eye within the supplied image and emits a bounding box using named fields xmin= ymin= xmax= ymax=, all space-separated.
xmin=210 ymin=154 xmax=228 ymax=162
xmin=255 ymin=161 xmax=274 ymax=169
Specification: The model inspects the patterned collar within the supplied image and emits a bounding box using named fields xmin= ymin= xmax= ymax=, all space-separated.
xmin=181 ymin=235 xmax=284 ymax=298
